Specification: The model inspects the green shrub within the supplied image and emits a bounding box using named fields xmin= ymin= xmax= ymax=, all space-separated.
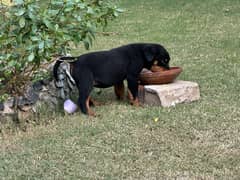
xmin=0 ymin=0 xmax=122 ymax=100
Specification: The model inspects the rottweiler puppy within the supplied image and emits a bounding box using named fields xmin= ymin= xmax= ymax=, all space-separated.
xmin=53 ymin=43 xmax=170 ymax=116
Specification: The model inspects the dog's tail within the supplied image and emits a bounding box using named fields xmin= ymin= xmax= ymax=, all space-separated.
xmin=53 ymin=56 xmax=77 ymax=81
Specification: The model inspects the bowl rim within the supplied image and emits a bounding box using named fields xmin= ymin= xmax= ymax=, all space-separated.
xmin=139 ymin=66 xmax=183 ymax=85
xmin=140 ymin=66 xmax=182 ymax=77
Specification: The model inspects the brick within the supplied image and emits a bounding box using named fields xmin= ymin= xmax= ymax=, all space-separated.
xmin=139 ymin=80 xmax=200 ymax=107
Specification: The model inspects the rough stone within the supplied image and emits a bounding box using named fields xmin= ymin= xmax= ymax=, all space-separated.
xmin=0 ymin=61 xmax=77 ymax=125
xmin=1 ymin=80 xmax=60 ymax=122
xmin=0 ymin=103 xmax=4 ymax=111
xmin=2 ymin=102 xmax=14 ymax=114
xmin=139 ymin=80 xmax=200 ymax=107
xmin=4 ymin=98 xmax=14 ymax=108
xmin=32 ymin=81 xmax=43 ymax=91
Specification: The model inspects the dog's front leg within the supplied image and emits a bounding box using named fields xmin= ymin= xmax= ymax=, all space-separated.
xmin=127 ymin=75 xmax=140 ymax=107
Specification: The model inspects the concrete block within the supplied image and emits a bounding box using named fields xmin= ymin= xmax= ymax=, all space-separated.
xmin=139 ymin=80 xmax=200 ymax=107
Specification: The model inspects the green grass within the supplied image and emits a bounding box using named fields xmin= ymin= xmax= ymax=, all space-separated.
xmin=1 ymin=0 xmax=240 ymax=179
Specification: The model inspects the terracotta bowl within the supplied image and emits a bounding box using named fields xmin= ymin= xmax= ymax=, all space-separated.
xmin=150 ymin=65 xmax=167 ymax=72
xmin=139 ymin=66 xmax=182 ymax=85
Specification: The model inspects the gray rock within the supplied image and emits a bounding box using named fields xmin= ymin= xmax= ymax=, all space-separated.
xmin=2 ymin=101 xmax=14 ymax=114
xmin=0 ymin=102 xmax=4 ymax=111
xmin=33 ymin=81 xmax=43 ymax=91
xmin=5 ymin=98 xmax=14 ymax=108
xmin=1 ymin=60 xmax=78 ymax=123
xmin=41 ymin=79 xmax=51 ymax=86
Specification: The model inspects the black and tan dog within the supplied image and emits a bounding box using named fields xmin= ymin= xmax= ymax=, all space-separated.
xmin=53 ymin=43 xmax=170 ymax=116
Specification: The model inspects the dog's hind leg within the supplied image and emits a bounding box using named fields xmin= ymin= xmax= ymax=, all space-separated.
xmin=86 ymin=96 xmax=96 ymax=116
xmin=114 ymin=81 xmax=125 ymax=100
xmin=77 ymin=94 xmax=95 ymax=116
xmin=77 ymin=93 xmax=89 ymax=114
xmin=89 ymin=97 xmax=104 ymax=106
xmin=77 ymin=91 xmax=97 ymax=116
xmin=74 ymin=70 xmax=95 ymax=116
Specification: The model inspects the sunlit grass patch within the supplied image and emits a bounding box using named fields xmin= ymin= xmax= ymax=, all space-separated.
xmin=1 ymin=0 xmax=13 ymax=6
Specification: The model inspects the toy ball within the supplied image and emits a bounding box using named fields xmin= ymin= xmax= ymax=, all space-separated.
xmin=64 ymin=99 xmax=78 ymax=114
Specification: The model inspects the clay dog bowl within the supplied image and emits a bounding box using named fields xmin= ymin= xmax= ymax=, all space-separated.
xmin=139 ymin=66 xmax=182 ymax=85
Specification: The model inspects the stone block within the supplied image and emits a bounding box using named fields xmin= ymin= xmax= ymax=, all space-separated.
xmin=139 ymin=80 xmax=200 ymax=107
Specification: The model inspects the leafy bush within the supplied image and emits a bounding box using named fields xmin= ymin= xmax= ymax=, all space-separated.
xmin=0 ymin=0 xmax=122 ymax=100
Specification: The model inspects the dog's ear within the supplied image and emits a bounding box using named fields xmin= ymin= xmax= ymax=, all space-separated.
xmin=143 ymin=45 xmax=155 ymax=62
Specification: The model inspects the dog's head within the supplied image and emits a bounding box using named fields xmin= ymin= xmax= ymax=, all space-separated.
xmin=143 ymin=44 xmax=170 ymax=69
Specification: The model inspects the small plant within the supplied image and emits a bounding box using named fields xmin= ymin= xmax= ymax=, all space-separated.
xmin=0 ymin=0 xmax=122 ymax=100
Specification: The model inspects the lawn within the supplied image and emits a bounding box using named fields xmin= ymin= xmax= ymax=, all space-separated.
xmin=1 ymin=0 xmax=240 ymax=179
